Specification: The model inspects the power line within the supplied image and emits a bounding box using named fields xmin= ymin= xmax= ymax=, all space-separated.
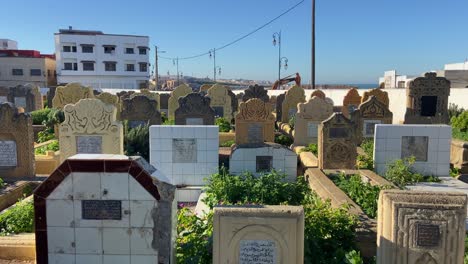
xmin=159 ymin=0 xmax=305 ymax=61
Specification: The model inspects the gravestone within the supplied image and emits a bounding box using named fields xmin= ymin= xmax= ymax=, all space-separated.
xmin=46 ymin=86 xmax=56 ymax=108
xmin=361 ymin=88 xmax=389 ymax=108
xmin=52 ymin=83 xmax=94 ymax=110
xmin=235 ymin=99 xmax=275 ymax=145
xmin=275 ymin=93 xmax=285 ymax=122
xmin=350 ymin=96 xmax=393 ymax=144
xmin=120 ymin=95 xmax=161 ymax=127
xmin=310 ymin=89 xmax=326 ymax=100
xmin=199 ymin=84 xmax=213 ymax=93
xmin=168 ymin=84 xmax=192 ymax=120
xmin=59 ymin=99 xmax=123 ymax=161
xmin=207 ymin=84 xmax=234 ymax=121
xmin=116 ymin=90 xmax=135 ymax=101
xmin=0 ymin=103 xmax=35 ymax=177
xmin=281 ymin=85 xmax=306 ymax=123
xmin=294 ymin=96 xmax=333 ymax=146
xmin=159 ymin=93 xmax=170 ymax=117
xmin=228 ymin=89 xmax=238 ymax=121
xmin=34 ymin=155 xmax=176 ymax=264
xmin=175 ymin=93 xmax=215 ymax=125
xmin=4 ymin=84 xmax=43 ymax=112
xmin=242 ymin=84 xmax=269 ymax=102
xmin=213 ymin=205 xmax=304 ymax=264
xmin=377 ymin=190 xmax=467 ymax=264
xmin=404 ymin=72 xmax=450 ymax=124
xmin=342 ymin=88 xmax=362 ymax=118
xmin=96 ymin=92 xmax=119 ymax=108
xmin=0 ymin=87 xmax=9 ymax=103
xmin=136 ymin=89 xmax=160 ymax=110
xmin=318 ymin=113 xmax=357 ymax=169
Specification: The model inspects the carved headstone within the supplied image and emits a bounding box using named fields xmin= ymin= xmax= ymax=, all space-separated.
xmin=281 ymin=86 xmax=306 ymax=123
xmin=342 ymin=88 xmax=361 ymax=118
xmin=59 ymin=99 xmax=123 ymax=161
xmin=235 ymin=99 xmax=275 ymax=145
xmin=168 ymin=84 xmax=192 ymax=120
xmin=243 ymin=85 xmax=269 ymax=102
xmin=52 ymin=83 xmax=94 ymax=110
xmin=0 ymin=103 xmax=34 ymax=177
xmin=199 ymin=84 xmax=213 ymax=93
xmin=175 ymin=93 xmax=215 ymax=125
xmin=404 ymin=72 xmax=450 ymax=124
xmin=96 ymin=92 xmax=119 ymax=108
xmin=310 ymin=89 xmax=326 ymax=100
xmin=120 ymin=95 xmax=161 ymax=127
xmin=361 ymin=88 xmax=389 ymax=108
xmin=377 ymin=190 xmax=467 ymax=264
xmin=275 ymin=93 xmax=285 ymax=122
xmin=207 ymin=84 xmax=234 ymax=121
xmin=3 ymin=84 xmax=43 ymax=112
xmin=294 ymin=96 xmax=333 ymax=146
xmin=133 ymin=89 xmax=161 ymax=110
xmin=318 ymin=113 xmax=357 ymax=169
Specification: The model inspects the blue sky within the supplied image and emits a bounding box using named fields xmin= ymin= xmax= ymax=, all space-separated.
xmin=2 ymin=0 xmax=468 ymax=84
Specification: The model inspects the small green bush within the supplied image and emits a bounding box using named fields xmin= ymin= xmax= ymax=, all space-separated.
xmin=301 ymin=143 xmax=318 ymax=156
xmin=162 ymin=119 xmax=175 ymax=125
xmin=451 ymin=111 xmax=468 ymax=132
xmin=215 ymin=117 xmax=231 ymax=132
xmin=30 ymin=108 xmax=52 ymax=125
xmin=451 ymin=167 xmax=461 ymax=178
xmin=453 ymin=128 xmax=468 ymax=141
xmin=288 ymin=115 xmax=296 ymax=129
xmin=384 ymin=157 xmax=439 ymax=187
xmin=356 ymin=139 xmax=374 ymax=170
xmin=449 ymin=103 xmax=465 ymax=121
xmin=0 ymin=199 xmax=34 ymax=236
xmin=0 ymin=178 xmax=5 ymax=189
xmin=124 ymin=122 xmax=149 ymax=161
xmin=274 ymin=134 xmax=293 ymax=146
xmin=219 ymin=140 xmax=234 ymax=147
xmin=35 ymin=140 xmax=59 ymax=155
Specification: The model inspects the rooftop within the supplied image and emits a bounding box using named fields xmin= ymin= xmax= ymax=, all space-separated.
xmin=56 ymin=27 xmax=148 ymax=38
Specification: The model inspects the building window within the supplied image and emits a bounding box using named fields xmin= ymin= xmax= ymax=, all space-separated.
xmin=82 ymin=45 xmax=93 ymax=53
xmin=30 ymin=69 xmax=42 ymax=76
xmin=63 ymin=45 xmax=77 ymax=52
xmin=139 ymin=62 xmax=147 ymax=72
xmin=139 ymin=48 xmax=147 ymax=55
xmin=12 ymin=69 xmax=23 ymax=76
xmin=105 ymin=62 xmax=117 ymax=71
xmin=125 ymin=48 xmax=134 ymax=54
xmin=64 ymin=62 xmax=78 ymax=71
xmin=126 ymin=64 xmax=135 ymax=71
xmin=104 ymin=46 xmax=115 ymax=54
xmin=82 ymin=62 xmax=95 ymax=71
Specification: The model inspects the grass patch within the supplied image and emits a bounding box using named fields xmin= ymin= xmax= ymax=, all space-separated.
xmin=300 ymin=143 xmax=318 ymax=156
xmin=0 ymin=199 xmax=34 ymax=236
xmin=34 ymin=140 xmax=59 ymax=155
xmin=219 ymin=140 xmax=235 ymax=147
xmin=453 ymin=128 xmax=468 ymax=141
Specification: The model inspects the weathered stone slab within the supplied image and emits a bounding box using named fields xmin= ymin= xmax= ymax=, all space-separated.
xmin=207 ymin=84 xmax=233 ymax=121
xmin=168 ymin=84 xmax=192 ymax=120
xmin=175 ymin=93 xmax=215 ymax=125
xmin=342 ymin=88 xmax=361 ymax=118
xmin=281 ymin=86 xmax=305 ymax=123
xmin=293 ymin=96 xmax=333 ymax=146
xmin=120 ymin=94 xmax=161 ymax=126
xmin=235 ymin=99 xmax=275 ymax=145
xmin=52 ymin=83 xmax=94 ymax=109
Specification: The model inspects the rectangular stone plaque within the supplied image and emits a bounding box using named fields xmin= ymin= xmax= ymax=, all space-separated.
xmin=128 ymin=120 xmax=147 ymax=128
xmin=329 ymin=127 xmax=349 ymax=138
xmin=239 ymin=240 xmax=276 ymax=264
xmin=363 ymin=120 xmax=381 ymax=137
xmin=82 ymin=200 xmax=122 ymax=220
xmin=172 ymin=138 xmax=197 ymax=163
xmin=307 ymin=122 xmax=319 ymax=138
xmin=288 ymin=108 xmax=297 ymax=119
xmin=14 ymin=97 xmax=26 ymax=108
xmin=248 ymin=123 xmax=263 ymax=144
xmin=186 ymin=117 xmax=204 ymax=125
xmin=416 ymin=224 xmax=440 ymax=247
xmin=76 ymin=136 xmax=102 ymax=154
xmin=401 ymin=136 xmax=428 ymax=161
xmin=0 ymin=96 xmax=7 ymax=103
xmin=256 ymin=156 xmax=273 ymax=173
xmin=0 ymin=140 xmax=17 ymax=167
xmin=213 ymin=106 xmax=224 ymax=117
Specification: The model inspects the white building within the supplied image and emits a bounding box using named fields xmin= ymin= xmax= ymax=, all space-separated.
xmin=55 ymin=28 xmax=150 ymax=89
xmin=0 ymin=39 xmax=18 ymax=50
xmin=378 ymin=70 xmax=415 ymax=89
xmin=437 ymin=61 xmax=468 ymax=88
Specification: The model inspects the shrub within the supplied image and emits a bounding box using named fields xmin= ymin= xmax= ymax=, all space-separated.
xmin=288 ymin=115 xmax=296 ymax=129
xmin=451 ymin=111 xmax=468 ymax=132
xmin=0 ymin=199 xmax=34 ymax=236
xmin=35 ymin=108 xmax=65 ymax=143
xmin=0 ymin=178 xmax=5 ymax=189
xmin=449 ymin=103 xmax=465 ymax=121
xmin=35 ymin=140 xmax=59 ymax=155
xmin=453 ymin=128 xmax=468 ymax=141
xmin=384 ymin=157 xmax=439 ymax=187
xmin=300 ymin=143 xmax=318 ymax=156
xmin=163 ymin=119 xmax=175 ymax=125
xmin=215 ymin=117 xmax=231 ymax=132
xmin=451 ymin=167 xmax=461 ymax=178
xmin=30 ymin=108 xmax=52 ymax=125
xmin=124 ymin=122 xmax=149 ymax=161
xmin=219 ymin=140 xmax=234 ymax=147
xmin=356 ymin=139 xmax=374 ymax=170
xmin=274 ymin=134 xmax=293 ymax=146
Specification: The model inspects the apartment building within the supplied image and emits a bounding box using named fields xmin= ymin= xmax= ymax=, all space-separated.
xmin=55 ymin=28 xmax=150 ymax=89
xmin=0 ymin=39 xmax=18 ymax=50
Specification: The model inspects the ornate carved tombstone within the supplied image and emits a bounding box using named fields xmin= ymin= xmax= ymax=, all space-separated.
xmin=310 ymin=89 xmax=326 ymax=100
xmin=318 ymin=113 xmax=357 ymax=169
xmin=7 ymin=84 xmax=43 ymax=112
xmin=59 ymin=99 xmax=123 ymax=161
xmin=175 ymin=93 xmax=215 ymax=125
xmin=294 ymin=96 xmax=333 ymax=146
xmin=404 ymin=72 xmax=450 ymax=124
xmin=0 ymin=103 xmax=34 ymax=177
xmin=275 ymin=93 xmax=285 ymax=122
xmin=281 ymin=85 xmax=306 ymax=123
xmin=52 ymin=83 xmax=95 ymax=110
xmin=342 ymin=88 xmax=362 ymax=118
xmin=350 ymin=96 xmax=393 ymax=144
xmin=235 ymin=99 xmax=275 ymax=145
xmin=242 ymin=84 xmax=269 ymax=102
xmin=207 ymin=84 xmax=233 ymax=120
xmin=168 ymin=84 xmax=192 ymax=120
xmin=361 ymin=88 xmax=389 ymax=108
xmin=120 ymin=95 xmax=161 ymax=128
xmin=377 ymin=190 xmax=467 ymax=264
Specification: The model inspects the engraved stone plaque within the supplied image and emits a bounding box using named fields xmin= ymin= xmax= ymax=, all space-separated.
xmin=14 ymin=97 xmax=26 ymax=108
xmin=288 ymin=108 xmax=297 ymax=119
xmin=416 ymin=224 xmax=440 ymax=247
xmin=248 ymin=123 xmax=263 ymax=144
xmin=186 ymin=117 xmax=204 ymax=125
xmin=76 ymin=136 xmax=102 ymax=154
xmin=239 ymin=240 xmax=276 ymax=264
xmin=0 ymin=140 xmax=17 ymax=167
xmin=128 ymin=120 xmax=147 ymax=128
xmin=82 ymin=200 xmax=122 ymax=220
xmin=401 ymin=136 xmax=428 ymax=161
xmin=363 ymin=120 xmax=381 ymax=137
xmin=0 ymin=96 xmax=7 ymax=103
xmin=213 ymin=106 xmax=224 ymax=117
xmin=329 ymin=127 xmax=349 ymax=138
xmin=256 ymin=156 xmax=273 ymax=173
xmin=172 ymin=138 xmax=197 ymax=163
xmin=307 ymin=122 xmax=318 ymax=137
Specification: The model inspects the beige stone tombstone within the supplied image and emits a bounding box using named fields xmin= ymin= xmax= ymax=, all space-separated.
xmin=30 ymin=84 xmax=43 ymax=111
xmin=96 ymin=92 xmax=120 ymax=118
xmin=318 ymin=112 xmax=357 ymax=169
xmin=342 ymin=88 xmax=361 ymax=118
xmin=281 ymin=85 xmax=306 ymax=123
xmin=59 ymin=99 xmax=123 ymax=161
xmin=8 ymin=84 xmax=43 ymax=112
xmin=52 ymin=83 xmax=94 ymax=109
xmin=310 ymin=89 xmax=326 ymax=100
xmin=168 ymin=84 xmax=192 ymax=120
xmin=294 ymin=96 xmax=333 ymax=146
xmin=199 ymin=84 xmax=213 ymax=93
xmin=235 ymin=98 xmax=275 ymax=145
xmin=361 ymin=88 xmax=389 ymax=108
xmin=213 ymin=205 xmax=304 ymax=264
xmin=377 ymin=190 xmax=467 ymax=264
xmin=207 ymin=84 xmax=233 ymax=120
xmin=0 ymin=103 xmax=35 ymax=177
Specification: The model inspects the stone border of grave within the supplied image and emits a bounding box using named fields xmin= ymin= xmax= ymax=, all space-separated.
xmin=219 ymin=132 xmax=235 ymax=146
xmin=293 ymin=146 xmax=318 ymax=172
xmin=451 ymin=139 xmax=468 ymax=175
xmin=0 ymin=233 xmax=35 ymax=260
xmin=34 ymin=140 xmax=60 ymax=176
xmin=0 ymin=181 xmax=40 ymax=212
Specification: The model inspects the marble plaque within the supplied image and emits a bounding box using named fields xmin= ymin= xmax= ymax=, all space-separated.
xmin=248 ymin=123 xmax=263 ymax=144
xmin=329 ymin=127 xmax=349 ymax=138
xmin=82 ymin=200 xmax=122 ymax=220
xmin=256 ymin=156 xmax=273 ymax=173
xmin=76 ymin=136 xmax=103 ymax=154
xmin=288 ymin=108 xmax=297 ymax=119
xmin=307 ymin=122 xmax=319 ymax=137
xmin=14 ymin=97 xmax=26 ymax=108
xmin=0 ymin=96 xmax=7 ymax=103
xmin=239 ymin=240 xmax=276 ymax=264
xmin=186 ymin=117 xmax=204 ymax=125
xmin=416 ymin=223 xmax=440 ymax=247
xmin=172 ymin=138 xmax=197 ymax=163
xmin=128 ymin=120 xmax=147 ymax=128
xmin=0 ymin=140 xmax=17 ymax=167
xmin=401 ymin=136 xmax=428 ymax=161
xmin=213 ymin=106 xmax=224 ymax=117
xmin=363 ymin=120 xmax=381 ymax=137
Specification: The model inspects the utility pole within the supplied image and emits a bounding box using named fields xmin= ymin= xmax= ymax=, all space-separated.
xmin=154 ymin=45 xmax=159 ymax=90
xmin=210 ymin=48 xmax=221 ymax=82
xmin=273 ymin=31 xmax=288 ymax=89
xmin=175 ymin=57 xmax=179 ymax=86
xmin=312 ymin=0 xmax=316 ymax=89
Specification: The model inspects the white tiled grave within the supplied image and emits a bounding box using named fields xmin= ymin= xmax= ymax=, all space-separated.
xmin=229 ymin=143 xmax=297 ymax=182
xmin=374 ymin=124 xmax=451 ymax=177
